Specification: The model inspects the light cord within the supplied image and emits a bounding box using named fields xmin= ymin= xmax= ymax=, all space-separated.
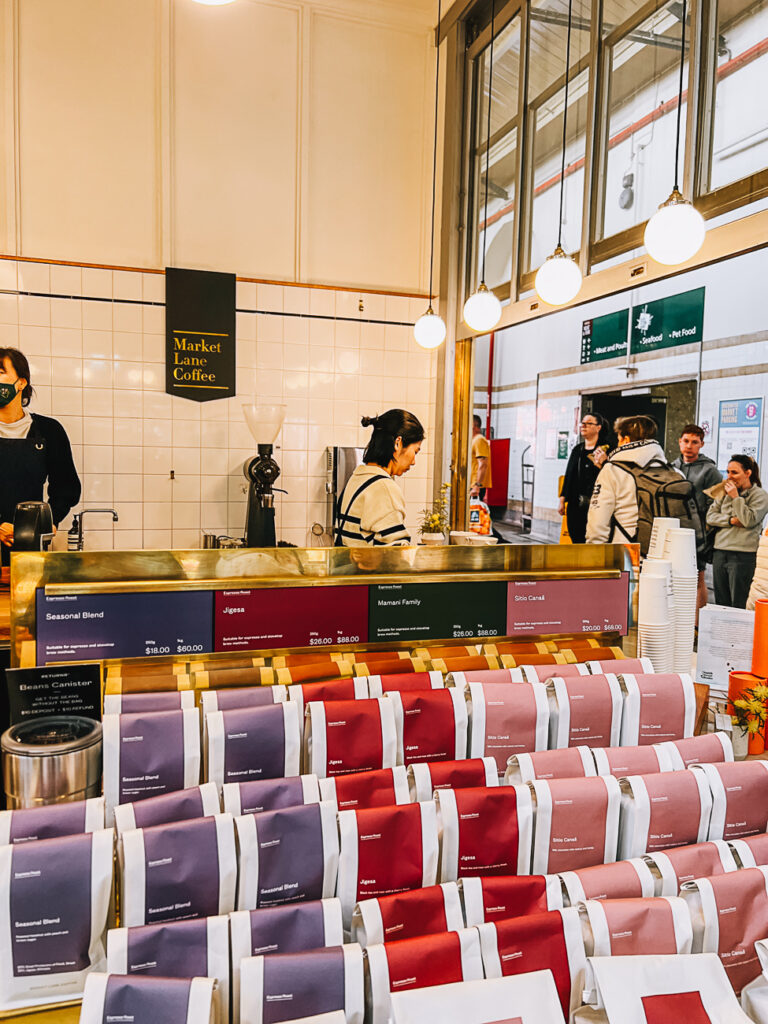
xmin=481 ymin=0 xmax=496 ymax=285
xmin=673 ymin=0 xmax=687 ymax=191
xmin=427 ymin=0 xmax=442 ymax=304
xmin=557 ymin=0 xmax=574 ymax=249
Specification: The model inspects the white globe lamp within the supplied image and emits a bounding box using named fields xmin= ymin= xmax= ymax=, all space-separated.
xmin=463 ymin=283 xmax=502 ymax=332
xmin=644 ymin=189 xmax=706 ymax=266
xmin=534 ymin=246 xmax=583 ymax=306
xmin=413 ymin=306 xmax=447 ymax=349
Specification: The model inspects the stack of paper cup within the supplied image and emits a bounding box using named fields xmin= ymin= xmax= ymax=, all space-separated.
xmin=646 ymin=517 xmax=680 ymax=560
xmin=637 ymin=563 xmax=675 ymax=672
xmin=663 ymin=527 xmax=698 ymax=673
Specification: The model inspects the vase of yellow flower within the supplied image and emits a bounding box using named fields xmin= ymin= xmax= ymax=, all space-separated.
xmin=419 ymin=483 xmax=450 ymax=545
xmin=731 ymin=681 xmax=768 ymax=756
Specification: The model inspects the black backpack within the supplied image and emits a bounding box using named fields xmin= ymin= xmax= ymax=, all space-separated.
xmin=609 ymin=457 xmax=705 ymax=558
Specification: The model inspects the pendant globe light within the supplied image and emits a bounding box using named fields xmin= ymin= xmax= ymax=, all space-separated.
xmin=534 ymin=0 xmax=582 ymax=306
xmin=414 ymin=0 xmax=448 ymax=350
xmin=463 ymin=0 xmax=502 ymax=333
xmin=643 ymin=0 xmax=705 ymax=265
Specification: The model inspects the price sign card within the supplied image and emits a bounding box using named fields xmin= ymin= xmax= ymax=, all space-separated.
xmin=36 ymin=590 xmax=214 ymax=664
xmin=506 ymin=575 xmax=629 ymax=637
xmin=369 ymin=581 xmax=507 ymax=643
xmin=214 ymin=586 xmax=369 ymax=650
xmin=6 ymin=663 xmax=102 ymax=724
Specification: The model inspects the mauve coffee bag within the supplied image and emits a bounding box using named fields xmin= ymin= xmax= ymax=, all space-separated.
xmin=655 ymin=732 xmax=733 ymax=769
xmin=548 ymin=675 xmax=623 ymax=750
xmin=619 ymin=673 xmax=696 ymax=745
xmin=408 ymin=757 xmax=497 ymax=802
xmin=0 ymin=828 xmax=113 ymax=1013
xmin=0 ymin=796 xmax=105 ymax=846
xmin=478 ymin=907 xmax=586 ymax=1021
xmin=206 ymin=701 xmax=301 ymax=789
xmin=79 ymin=973 xmax=215 ymax=1024
xmin=647 ymin=840 xmax=738 ymax=895
xmin=731 ymin=834 xmax=768 ymax=868
xmin=103 ymin=690 xmax=195 ymax=714
xmin=592 ymin=744 xmax=673 ymax=777
xmin=580 ymin=896 xmax=692 ymax=957
xmin=367 ymin=672 xmax=445 ymax=696
xmin=461 ymin=874 xmax=563 ymax=926
xmin=320 ymin=767 xmax=410 ymax=811
xmin=512 ymin=663 xmax=589 ymax=683
xmin=436 ymin=785 xmax=534 ymax=880
xmin=200 ymin=685 xmax=288 ymax=716
xmin=289 ymin=678 xmax=369 ymax=725
xmin=587 ymin=657 xmax=654 ymax=676
xmin=235 ymin=801 xmax=339 ymax=910
xmin=576 ymin=952 xmax=749 ymax=1024
xmin=351 ymin=882 xmax=463 ymax=946
xmin=305 ymin=698 xmax=397 ymax=778
xmin=114 ymin=783 xmax=220 ymax=836
xmin=239 ymin=944 xmax=364 ymax=1024
xmin=466 ymin=681 xmax=549 ymax=773
xmin=366 ymin=928 xmax=484 ymax=1024
xmin=694 ymin=761 xmax=768 ymax=841
xmin=230 ymin=900 xmax=344 ymax=1024
xmin=388 ymin=688 xmax=468 ymax=766
xmin=530 ymin=776 xmax=621 ymax=874
xmin=618 ymin=769 xmax=713 ymax=859
xmin=106 ymin=915 xmax=229 ymax=1021
xmin=449 ymin=667 xmax=530 ymax=688
xmin=120 ymin=814 xmax=237 ymax=927
xmin=505 ymin=746 xmax=595 ymax=785
xmin=337 ymin=802 xmax=439 ymax=929
xmin=682 ymin=866 xmax=768 ymax=994
xmin=103 ymin=707 xmax=201 ymax=823
xmin=559 ymin=858 xmax=657 ymax=905
xmin=224 ymin=774 xmax=321 ymax=816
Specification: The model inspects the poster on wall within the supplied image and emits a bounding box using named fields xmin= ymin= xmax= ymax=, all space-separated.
xmin=716 ymin=398 xmax=762 ymax=471
xmin=165 ymin=267 xmax=236 ymax=402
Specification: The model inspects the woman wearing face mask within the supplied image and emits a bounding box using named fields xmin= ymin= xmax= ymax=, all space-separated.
xmin=557 ymin=413 xmax=610 ymax=544
xmin=0 ymin=348 xmax=80 ymax=564
xmin=706 ymin=454 xmax=768 ymax=608
xmin=335 ymin=409 xmax=424 ymax=546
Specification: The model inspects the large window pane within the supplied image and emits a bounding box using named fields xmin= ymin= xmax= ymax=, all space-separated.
xmin=599 ymin=1 xmax=691 ymax=241
xmin=526 ymin=0 xmax=591 ymax=272
xmin=708 ymin=0 xmax=768 ymax=191
xmin=470 ymin=16 xmax=521 ymax=294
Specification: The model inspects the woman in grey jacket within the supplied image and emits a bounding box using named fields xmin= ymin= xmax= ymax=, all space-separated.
xmin=706 ymin=454 xmax=768 ymax=608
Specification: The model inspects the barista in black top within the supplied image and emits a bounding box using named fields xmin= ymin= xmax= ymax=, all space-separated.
xmin=558 ymin=413 xmax=610 ymax=544
xmin=0 ymin=348 xmax=80 ymax=564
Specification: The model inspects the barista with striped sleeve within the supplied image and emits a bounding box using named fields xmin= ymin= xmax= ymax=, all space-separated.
xmin=335 ymin=409 xmax=424 ymax=547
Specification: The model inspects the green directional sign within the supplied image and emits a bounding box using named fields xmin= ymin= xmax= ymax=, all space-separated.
xmin=630 ymin=286 xmax=705 ymax=354
xmin=580 ymin=309 xmax=629 ymax=363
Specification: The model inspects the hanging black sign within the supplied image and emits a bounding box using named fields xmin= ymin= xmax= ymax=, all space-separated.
xmin=5 ymin=663 xmax=102 ymax=725
xmin=165 ymin=267 xmax=236 ymax=402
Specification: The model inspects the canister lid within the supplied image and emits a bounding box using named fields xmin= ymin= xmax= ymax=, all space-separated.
xmin=1 ymin=715 xmax=102 ymax=756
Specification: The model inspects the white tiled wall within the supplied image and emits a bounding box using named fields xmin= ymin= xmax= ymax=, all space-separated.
xmin=0 ymin=259 xmax=437 ymax=550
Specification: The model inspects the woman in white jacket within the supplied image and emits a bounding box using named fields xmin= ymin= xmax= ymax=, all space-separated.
xmin=586 ymin=415 xmax=669 ymax=544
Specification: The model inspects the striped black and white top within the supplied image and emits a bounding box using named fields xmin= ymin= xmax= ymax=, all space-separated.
xmin=335 ymin=465 xmax=411 ymax=547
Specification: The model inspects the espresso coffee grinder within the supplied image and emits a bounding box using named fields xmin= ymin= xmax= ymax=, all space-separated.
xmin=242 ymin=403 xmax=286 ymax=548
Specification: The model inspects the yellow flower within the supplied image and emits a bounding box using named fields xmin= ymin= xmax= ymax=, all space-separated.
xmin=748 ymin=699 xmax=765 ymax=717
xmin=733 ymin=699 xmax=750 ymax=710
xmin=753 ymin=685 xmax=768 ymax=701
xmin=747 ymin=718 xmax=761 ymax=734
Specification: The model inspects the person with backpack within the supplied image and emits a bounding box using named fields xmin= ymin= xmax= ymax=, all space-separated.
xmin=672 ymin=424 xmax=723 ymax=613
xmin=334 ymin=409 xmax=424 ymax=546
xmin=706 ymin=454 xmax=768 ymax=608
xmin=586 ymin=414 xmax=703 ymax=556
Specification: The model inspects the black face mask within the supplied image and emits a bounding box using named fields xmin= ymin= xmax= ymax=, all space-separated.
xmin=0 ymin=379 xmax=19 ymax=408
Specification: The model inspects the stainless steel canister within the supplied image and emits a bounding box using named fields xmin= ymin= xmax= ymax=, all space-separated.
xmin=1 ymin=716 xmax=102 ymax=809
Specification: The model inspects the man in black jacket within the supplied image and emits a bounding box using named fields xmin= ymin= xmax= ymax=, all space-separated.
xmin=672 ymin=424 xmax=722 ymax=613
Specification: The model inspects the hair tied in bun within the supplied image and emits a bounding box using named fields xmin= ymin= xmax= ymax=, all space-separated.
xmin=361 ymin=415 xmax=380 ymax=428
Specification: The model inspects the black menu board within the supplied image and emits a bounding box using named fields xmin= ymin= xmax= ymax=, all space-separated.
xmin=369 ymin=581 xmax=507 ymax=642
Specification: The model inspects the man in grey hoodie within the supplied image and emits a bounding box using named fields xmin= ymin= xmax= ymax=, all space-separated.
xmin=672 ymin=424 xmax=723 ymax=612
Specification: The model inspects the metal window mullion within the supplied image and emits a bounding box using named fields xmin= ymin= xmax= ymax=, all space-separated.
xmin=579 ymin=0 xmax=603 ymax=275
xmin=682 ymin=0 xmax=703 ymax=201
xmin=465 ymin=0 xmax=522 ymax=60
xmin=693 ymin=0 xmax=718 ymax=198
xmin=512 ymin=0 xmax=531 ymax=297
